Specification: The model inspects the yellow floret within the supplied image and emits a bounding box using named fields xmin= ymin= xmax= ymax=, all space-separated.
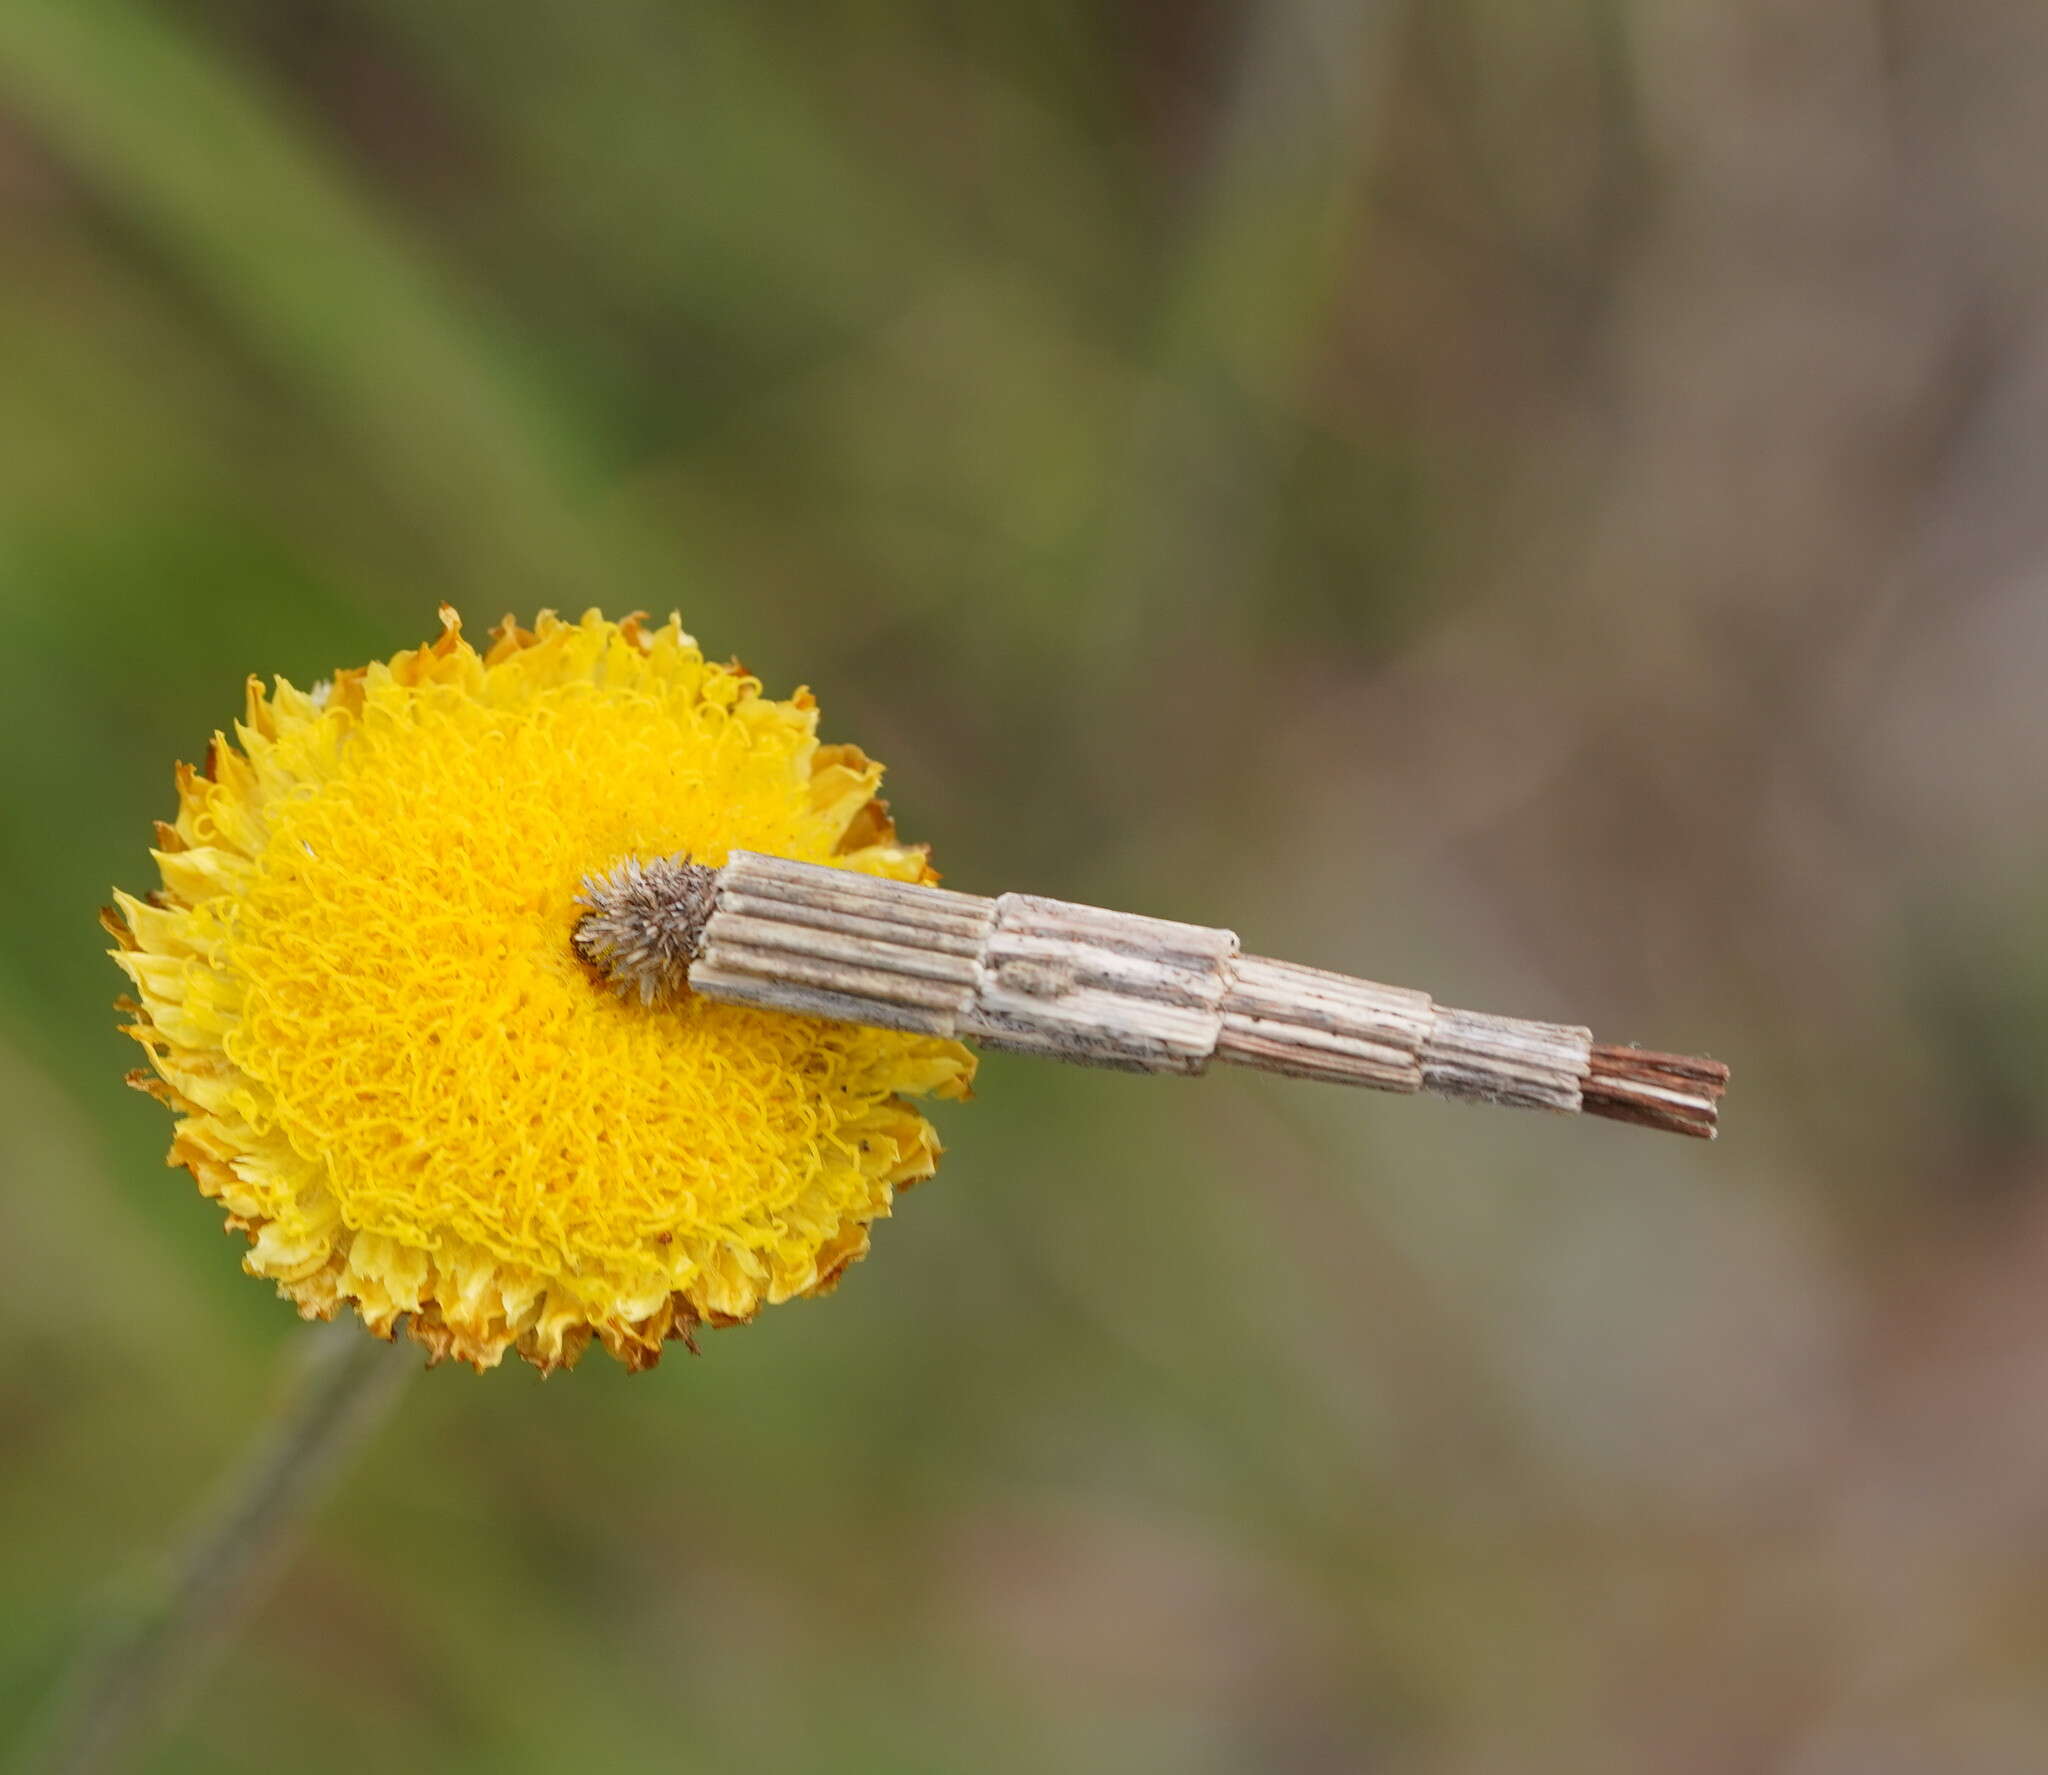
xmin=110 ymin=608 xmax=973 ymax=1372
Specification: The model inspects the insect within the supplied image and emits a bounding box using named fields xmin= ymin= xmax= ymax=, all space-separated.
xmin=577 ymin=851 xmax=1727 ymax=1139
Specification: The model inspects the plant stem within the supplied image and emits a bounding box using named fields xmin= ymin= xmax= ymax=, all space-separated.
xmin=19 ymin=1321 xmax=414 ymax=1775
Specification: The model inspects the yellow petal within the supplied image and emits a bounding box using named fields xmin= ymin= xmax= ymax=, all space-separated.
xmin=114 ymin=610 xmax=974 ymax=1372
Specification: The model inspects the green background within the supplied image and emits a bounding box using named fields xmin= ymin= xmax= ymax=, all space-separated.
xmin=6 ymin=2 xmax=2048 ymax=1770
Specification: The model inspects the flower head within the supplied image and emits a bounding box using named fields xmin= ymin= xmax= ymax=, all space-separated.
xmin=109 ymin=609 xmax=974 ymax=1372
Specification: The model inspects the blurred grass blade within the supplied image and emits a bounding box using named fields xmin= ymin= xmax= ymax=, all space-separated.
xmin=0 ymin=0 xmax=606 ymax=608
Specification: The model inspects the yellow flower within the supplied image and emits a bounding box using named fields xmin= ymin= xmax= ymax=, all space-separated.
xmin=109 ymin=609 xmax=974 ymax=1372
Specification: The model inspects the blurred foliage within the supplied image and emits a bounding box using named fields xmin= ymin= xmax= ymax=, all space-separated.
xmin=6 ymin=2 xmax=2048 ymax=1771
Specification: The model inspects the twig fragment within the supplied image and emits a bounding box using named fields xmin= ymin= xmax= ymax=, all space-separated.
xmin=1583 ymin=1045 xmax=1729 ymax=1140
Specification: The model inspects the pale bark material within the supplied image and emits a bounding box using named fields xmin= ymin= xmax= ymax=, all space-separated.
xmin=582 ymin=852 xmax=1728 ymax=1138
